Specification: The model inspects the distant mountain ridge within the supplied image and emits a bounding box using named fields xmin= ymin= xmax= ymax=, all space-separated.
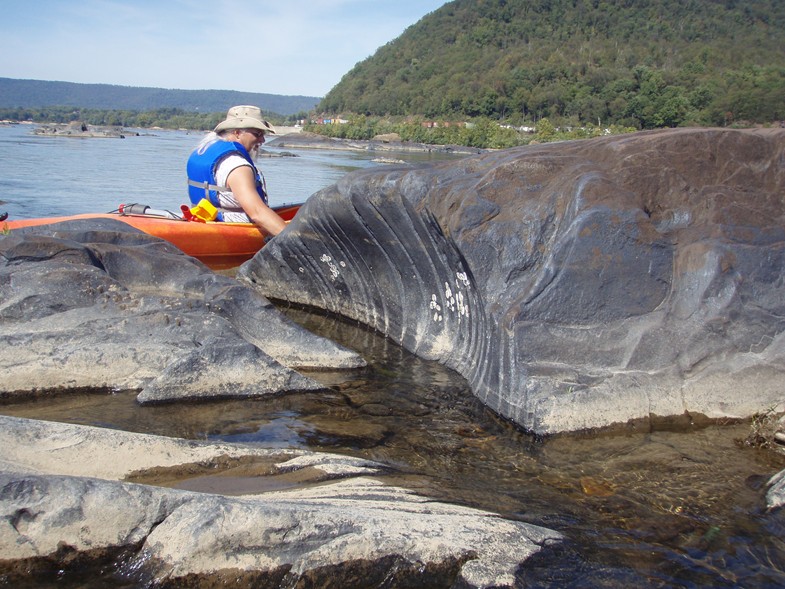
xmin=0 ymin=78 xmax=320 ymax=116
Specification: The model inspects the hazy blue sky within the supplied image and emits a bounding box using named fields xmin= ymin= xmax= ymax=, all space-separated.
xmin=0 ymin=0 xmax=448 ymax=97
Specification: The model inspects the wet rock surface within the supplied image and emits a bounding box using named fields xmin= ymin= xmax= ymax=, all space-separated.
xmin=0 ymin=416 xmax=561 ymax=587
xmin=242 ymin=128 xmax=785 ymax=434
xmin=0 ymin=219 xmax=365 ymax=402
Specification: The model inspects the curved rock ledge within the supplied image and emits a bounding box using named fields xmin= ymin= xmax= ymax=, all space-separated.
xmin=0 ymin=416 xmax=561 ymax=587
xmin=241 ymin=128 xmax=785 ymax=434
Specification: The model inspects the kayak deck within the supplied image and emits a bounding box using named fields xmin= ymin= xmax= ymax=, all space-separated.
xmin=3 ymin=204 xmax=301 ymax=270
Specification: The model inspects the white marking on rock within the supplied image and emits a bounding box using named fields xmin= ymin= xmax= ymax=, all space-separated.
xmin=320 ymin=254 xmax=340 ymax=281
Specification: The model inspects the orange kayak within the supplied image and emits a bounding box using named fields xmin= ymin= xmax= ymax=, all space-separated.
xmin=3 ymin=204 xmax=300 ymax=270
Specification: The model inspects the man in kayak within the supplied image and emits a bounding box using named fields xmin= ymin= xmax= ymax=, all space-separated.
xmin=187 ymin=105 xmax=286 ymax=236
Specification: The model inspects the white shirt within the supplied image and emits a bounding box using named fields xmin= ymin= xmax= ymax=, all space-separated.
xmin=214 ymin=154 xmax=253 ymax=223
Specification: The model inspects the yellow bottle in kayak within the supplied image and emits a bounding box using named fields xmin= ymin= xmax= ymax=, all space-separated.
xmin=189 ymin=199 xmax=219 ymax=222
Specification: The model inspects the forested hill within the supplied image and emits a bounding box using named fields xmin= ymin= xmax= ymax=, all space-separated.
xmin=320 ymin=0 xmax=785 ymax=128
xmin=0 ymin=78 xmax=320 ymax=116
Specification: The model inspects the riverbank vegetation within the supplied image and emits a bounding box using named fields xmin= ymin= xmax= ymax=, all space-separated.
xmin=304 ymin=115 xmax=636 ymax=148
xmin=0 ymin=106 xmax=635 ymax=149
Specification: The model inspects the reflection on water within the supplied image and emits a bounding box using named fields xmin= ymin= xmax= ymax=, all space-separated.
xmin=2 ymin=307 xmax=784 ymax=587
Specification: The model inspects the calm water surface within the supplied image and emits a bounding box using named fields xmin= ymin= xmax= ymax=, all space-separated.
xmin=0 ymin=123 xmax=450 ymax=219
xmin=1 ymin=123 xmax=784 ymax=587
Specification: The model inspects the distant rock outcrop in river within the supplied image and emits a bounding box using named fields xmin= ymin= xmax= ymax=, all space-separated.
xmin=241 ymin=128 xmax=785 ymax=435
xmin=33 ymin=121 xmax=130 ymax=138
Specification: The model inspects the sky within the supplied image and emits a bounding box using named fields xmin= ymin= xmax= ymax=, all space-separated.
xmin=0 ymin=0 xmax=449 ymax=97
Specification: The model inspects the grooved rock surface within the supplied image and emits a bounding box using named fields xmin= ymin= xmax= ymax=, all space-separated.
xmin=241 ymin=128 xmax=785 ymax=434
xmin=0 ymin=220 xmax=365 ymax=402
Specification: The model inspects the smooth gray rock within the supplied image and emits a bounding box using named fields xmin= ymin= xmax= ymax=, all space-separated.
xmin=0 ymin=415 xmax=380 ymax=480
xmin=0 ymin=474 xmax=560 ymax=588
xmin=136 ymin=336 xmax=324 ymax=403
xmin=241 ymin=128 xmax=785 ymax=434
xmin=0 ymin=416 xmax=561 ymax=588
xmin=0 ymin=220 xmax=365 ymax=402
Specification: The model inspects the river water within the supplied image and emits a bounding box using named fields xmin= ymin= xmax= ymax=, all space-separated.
xmin=0 ymin=123 xmax=448 ymax=218
xmin=1 ymin=123 xmax=784 ymax=587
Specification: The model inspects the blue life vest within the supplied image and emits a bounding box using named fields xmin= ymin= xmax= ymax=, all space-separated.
xmin=186 ymin=139 xmax=268 ymax=210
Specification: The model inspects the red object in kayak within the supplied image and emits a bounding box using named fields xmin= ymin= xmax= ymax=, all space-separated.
xmin=2 ymin=204 xmax=301 ymax=270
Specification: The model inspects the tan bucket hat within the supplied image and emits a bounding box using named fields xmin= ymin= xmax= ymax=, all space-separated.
xmin=214 ymin=105 xmax=276 ymax=134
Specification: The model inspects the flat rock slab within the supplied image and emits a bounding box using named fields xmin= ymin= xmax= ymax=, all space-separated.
xmin=0 ymin=220 xmax=365 ymax=403
xmin=0 ymin=414 xmax=381 ymax=481
xmin=0 ymin=416 xmax=561 ymax=588
xmin=242 ymin=128 xmax=785 ymax=434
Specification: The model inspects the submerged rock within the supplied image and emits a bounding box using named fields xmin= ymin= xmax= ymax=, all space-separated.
xmin=241 ymin=128 xmax=785 ymax=434
xmin=0 ymin=219 xmax=365 ymax=402
xmin=0 ymin=416 xmax=561 ymax=588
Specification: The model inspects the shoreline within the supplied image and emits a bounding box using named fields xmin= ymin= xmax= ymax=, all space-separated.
xmin=22 ymin=121 xmax=485 ymax=155
xmin=266 ymin=131 xmax=485 ymax=155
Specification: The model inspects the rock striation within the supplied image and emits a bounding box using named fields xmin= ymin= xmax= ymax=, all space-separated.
xmin=241 ymin=128 xmax=785 ymax=434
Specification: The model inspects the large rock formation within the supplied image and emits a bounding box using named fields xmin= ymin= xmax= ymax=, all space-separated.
xmin=241 ymin=128 xmax=785 ymax=434
xmin=0 ymin=217 xmax=564 ymax=587
xmin=0 ymin=220 xmax=365 ymax=402
xmin=0 ymin=416 xmax=561 ymax=587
